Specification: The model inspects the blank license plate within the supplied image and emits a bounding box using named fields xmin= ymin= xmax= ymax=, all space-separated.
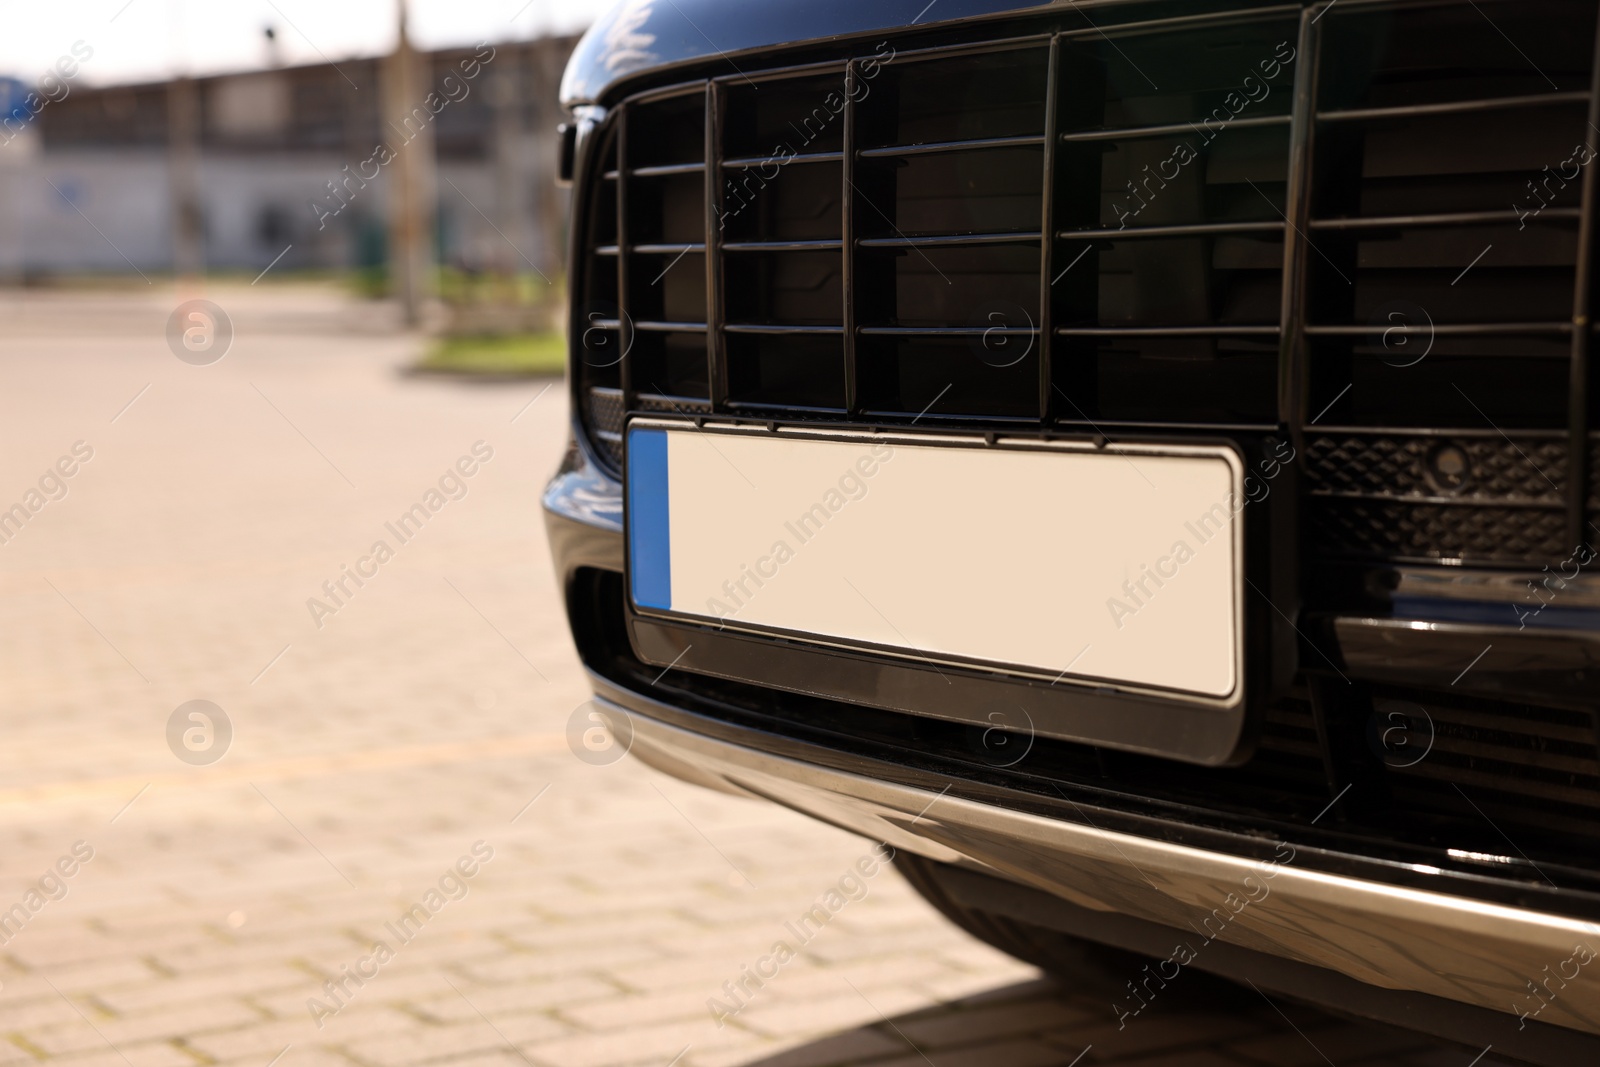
xmin=627 ymin=420 xmax=1243 ymax=704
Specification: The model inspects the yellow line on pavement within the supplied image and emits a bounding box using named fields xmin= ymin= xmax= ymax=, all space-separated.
xmin=0 ymin=734 xmax=568 ymax=811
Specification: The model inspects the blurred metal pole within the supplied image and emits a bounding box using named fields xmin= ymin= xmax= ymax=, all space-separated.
xmin=167 ymin=76 xmax=204 ymax=283
xmin=385 ymin=0 xmax=435 ymax=327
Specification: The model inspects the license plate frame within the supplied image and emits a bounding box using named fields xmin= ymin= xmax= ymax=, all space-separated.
xmin=625 ymin=418 xmax=1246 ymax=710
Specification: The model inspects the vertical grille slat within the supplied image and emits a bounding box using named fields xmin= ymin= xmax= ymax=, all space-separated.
xmin=614 ymin=107 xmax=632 ymax=420
xmin=1276 ymin=6 xmax=1318 ymax=431
xmin=706 ymin=82 xmax=727 ymax=411
xmin=1038 ymin=36 xmax=1062 ymax=422
xmin=842 ymin=60 xmax=861 ymax=416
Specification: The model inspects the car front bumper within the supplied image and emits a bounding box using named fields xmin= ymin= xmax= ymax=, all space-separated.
xmin=600 ymin=677 xmax=1600 ymax=1039
xmin=545 ymin=438 xmax=1600 ymax=1042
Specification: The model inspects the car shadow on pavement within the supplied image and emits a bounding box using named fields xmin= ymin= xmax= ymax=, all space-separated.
xmin=735 ymin=973 xmax=1511 ymax=1067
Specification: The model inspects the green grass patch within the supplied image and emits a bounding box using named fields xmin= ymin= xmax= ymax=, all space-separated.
xmin=418 ymin=332 xmax=566 ymax=377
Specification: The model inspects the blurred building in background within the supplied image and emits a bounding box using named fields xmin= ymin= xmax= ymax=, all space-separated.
xmin=0 ymin=35 xmax=577 ymax=284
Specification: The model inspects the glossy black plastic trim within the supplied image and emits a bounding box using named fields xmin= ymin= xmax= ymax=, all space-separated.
xmin=1325 ymin=616 xmax=1600 ymax=713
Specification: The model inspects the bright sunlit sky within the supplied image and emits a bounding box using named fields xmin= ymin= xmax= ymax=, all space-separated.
xmin=0 ymin=0 xmax=614 ymax=87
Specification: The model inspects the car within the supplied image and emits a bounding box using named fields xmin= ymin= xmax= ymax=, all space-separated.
xmin=543 ymin=1 xmax=1600 ymax=1062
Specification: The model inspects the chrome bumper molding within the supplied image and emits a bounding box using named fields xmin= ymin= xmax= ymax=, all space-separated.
xmin=611 ymin=697 xmax=1600 ymax=1036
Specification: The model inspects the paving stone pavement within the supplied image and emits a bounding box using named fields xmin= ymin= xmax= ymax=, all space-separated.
xmin=0 ymin=286 xmax=1523 ymax=1067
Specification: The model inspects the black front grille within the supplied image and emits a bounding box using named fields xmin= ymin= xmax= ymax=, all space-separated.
xmin=573 ymin=0 xmax=1600 ymax=567
xmin=563 ymin=2 xmax=1600 ymax=905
